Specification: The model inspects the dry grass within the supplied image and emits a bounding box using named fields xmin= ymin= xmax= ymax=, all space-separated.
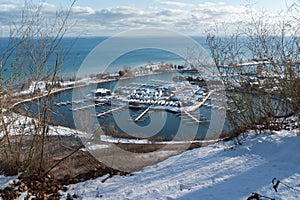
xmin=0 ymin=135 xmax=220 ymax=179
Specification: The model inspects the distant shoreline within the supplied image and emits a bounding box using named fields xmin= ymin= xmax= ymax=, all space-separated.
xmin=11 ymin=63 xmax=183 ymax=108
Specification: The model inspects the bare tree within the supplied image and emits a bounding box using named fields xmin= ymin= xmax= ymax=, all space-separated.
xmin=0 ymin=0 xmax=77 ymax=176
xmin=206 ymin=2 xmax=300 ymax=137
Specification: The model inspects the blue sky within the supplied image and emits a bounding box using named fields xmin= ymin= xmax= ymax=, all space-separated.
xmin=0 ymin=0 xmax=296 ymax=37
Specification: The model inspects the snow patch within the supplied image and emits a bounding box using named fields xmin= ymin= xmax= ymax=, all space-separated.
xmin=0 ymin=175 xmax=17 ymax=190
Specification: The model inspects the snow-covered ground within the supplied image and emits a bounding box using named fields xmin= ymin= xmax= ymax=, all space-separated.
xmin=1 ymin=112 xmax=299 ymax=199
xmin=0 ymin=176 xmax=17 ymax=190
xmin=59 ymin=129 xmax=300 ymax=200
xmin=1 ymin=128 xmax=299 ymax=199
xmin=16 ymin=66 xmax=174 ymax=97
xmin=0 ymin=113 xmax=80 ymax=138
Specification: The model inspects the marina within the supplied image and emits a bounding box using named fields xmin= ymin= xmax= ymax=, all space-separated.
xmin=84 ymin=78 xmax=215 ymax=114
xmin=39 ymin=59 xmax=266 ymax=141
xmin=14 ymin=68 xmax=237 ymax=140
xmin=16 ymin=64 xmax=292 ymax=141
xmin=19 ymin=62 xmax=290 ymax=142
xmin=19 ymin=71 xmax=231 ymax=140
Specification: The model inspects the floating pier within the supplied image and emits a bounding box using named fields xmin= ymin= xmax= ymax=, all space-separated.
xmin=71 ymin=103 xmax=102 ymax=111
xmin=151 ymin=79 xmax=173 ymax=84
xmin=181 ymin=111 xmax=210 ymax=124
xmin=186 ymin=120 xmax=210 ymax=125
xmin=55 ymin=101 xmax=71 ymax=106
xmin=134 ymin=107 xmax=150 ymax=122
xmin=55 ymin=99 xmax=88 ymax=106
xmin=130 ymin=82 xmax=161 ymax=87
xmin=178 ymin=112 xmax=206 ymax=120
xmin=179 ymin=90 xmax=214 ymax=112
xmin=117 ymin=86 xmax=136 ymax=90
xmin=72 ymin=99 xmax=89 ymax=104
xmin=96 ymin=106 xmax=125 ymax=117
xmin=183 ymin=111 xmax=202 ymax=123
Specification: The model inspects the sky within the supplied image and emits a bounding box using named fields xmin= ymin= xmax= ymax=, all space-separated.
xmin=0 ymin=0 xmax=297 ymax=37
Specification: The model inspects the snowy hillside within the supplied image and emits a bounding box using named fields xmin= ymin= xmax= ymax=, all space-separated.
xmin=1 ymin=129 xmax=299 ymax=200
xmin=57 ymin=130 xmax=300 ymax=200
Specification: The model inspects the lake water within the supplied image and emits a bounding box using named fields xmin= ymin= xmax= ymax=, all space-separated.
xmin=0 ymin=36 xmax=208 ymax=79
xmin=22 ymin=71 xmax=229 ymax=141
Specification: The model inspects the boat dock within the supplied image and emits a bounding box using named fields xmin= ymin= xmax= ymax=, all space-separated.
xmin=117 ymin=86 xmax=136 ymax=91
xmin=134 ymin=107 xmax=150 ymax=122
xmin=55 ymin=99 xmax=88 ymax=106
xmin=151 ymin=79 xmax=173 ymax=84
xmin=71 ymin=103 xmax=105 ymax=111
xmin=180 ymin=90 xmax=214 ymax=112
xmin=130 ymin=82 xmax=161 ymax=87
xmin=183 ymin=111 xmax=203 ymax=123
xmin=96 ymin=106 xmax=125 ymax=117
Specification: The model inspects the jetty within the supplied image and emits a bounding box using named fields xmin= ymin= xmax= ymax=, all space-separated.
xmin=71 ymin=103 xmax=104 ymax=111
xmin=134 ymin=107 xmax=150 ymax=122
xmin=130 ymin=82 xmax=161 ymax=87
xmin=55 ymin=99 xmax=88 ymax=106
xmin=183 ymin=111 xmax=202 ymax=123
xmin=179 ymin=90 xmax=214 ymax=112
xmin=151 ymin=79 xmax=173 ymax=84
xmin=96 ymin=106 xmax=125 ymax=117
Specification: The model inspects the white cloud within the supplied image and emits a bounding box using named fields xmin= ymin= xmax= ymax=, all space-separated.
xmin=155 ymin=0 xmax=193 ymax=8
xmin=0 ymin=0 xmax=287 ymax=37
xmin=39 ymin=2 xmax=59 ymax=13
xmin=71 ymin=2 xmax=256 ymax=36
xmin=0 ymin=4 xmax=17 ymax=12
xmin=101 ymin=6 xmax=144 ymax=16
xmin=0 ymin=0 xmax=23 ymax=11
xmin=72 ymin=6 xmax=96 ymax=15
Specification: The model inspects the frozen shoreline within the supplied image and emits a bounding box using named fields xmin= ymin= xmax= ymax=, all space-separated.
xmin=11 ymin=69 xmax=177 ymax=109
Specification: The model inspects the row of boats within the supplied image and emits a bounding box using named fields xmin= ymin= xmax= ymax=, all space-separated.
xmin=86 ymin=81 xmax=210 ymax=113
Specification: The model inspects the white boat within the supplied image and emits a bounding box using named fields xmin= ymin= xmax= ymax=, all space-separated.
xmin=88 ymin=88 xmax=112 ymax=103
xmin=87 ymin=80 xmax=212 ymax=113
